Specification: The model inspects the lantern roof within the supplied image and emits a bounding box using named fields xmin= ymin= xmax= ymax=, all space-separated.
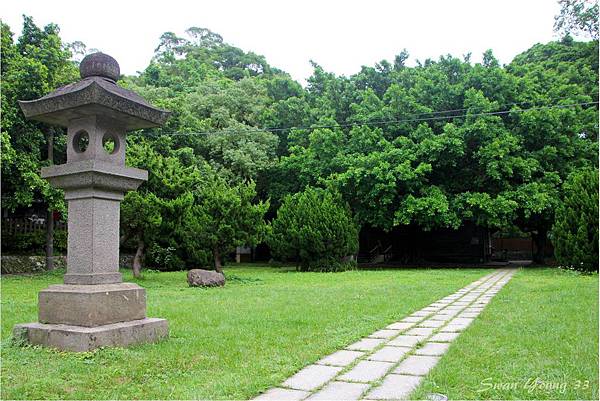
xmin=19 ymin=52 xmax=169 ymax=130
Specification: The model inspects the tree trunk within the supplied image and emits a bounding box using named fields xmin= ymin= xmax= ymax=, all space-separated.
xmin=45 ymin=130 xmax=54 ymax=270
xmin=213 ymin=247 xmax=223 ymax=273
xmin=133 ymin=237 xmax=145 ymax=278
xmin=46 ymin=208 xmax=54 ymax=270
xmin=532 ymin=230 xmax=547 ymax=265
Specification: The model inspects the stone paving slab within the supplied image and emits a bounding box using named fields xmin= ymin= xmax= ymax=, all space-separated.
xmin=417 ymin=319 xmax=445 ymax=328
xmin=386 ymin=322 xmax=414 ymax=331
xmin=254 ymin=387 xmax=310 ymax=401
xmin=283 ymin=364 xmax=344 ymax=391
xmin=388 ymin=335 xmax=425 ymax=347
xmin=401 ymin=316 xmax=422 ymax=323
xmin=369 ymin=346 xmax=411 ymax=362
xmin=339 ymin=360 xmax=394 ymax=383
xmin=429 ymin=332 xmax=460 ymax=342
xmin=365 ymin=374 xmax=423 ymax=400
xmin=307 ymin=381 xmax=369 ymax=400
xmin=450 ymin=317 xmax=474 ymax=325
xmin=436 ymin=309 xmax=460 ymax=316
xmin=440 ymin=323 xmax=468 ymax=332
xmin=420 ymin=306 xmax=442 ymax=312
xmin=255 ymin=269 xmax=516 ymax=401
xmin=429 ymin=313 xmax=453 ymax=321
xmin=317 ymin=350 xmax=364 ymax=367
xmin=405 ymin=327 xmax=435 ymax=336
xmin=346 ymin=338 xmax=386 ymax=351
xmin=369 ymin=329 xmax=400 ymax=339
xmin=394 ymin=355 xmax=440 ymax=376
xmin=414 ymin=342 xmax=450 ymax=356
xmin=458 ymin=312 xmax=479 ymax=318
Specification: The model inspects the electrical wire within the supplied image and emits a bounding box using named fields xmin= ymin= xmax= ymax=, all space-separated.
xmin=130 ymin=96 xmax=599 ymax=138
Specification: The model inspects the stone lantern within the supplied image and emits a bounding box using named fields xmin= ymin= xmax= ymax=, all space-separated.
xmin=14 ymin=53 xmax=169 ymax=352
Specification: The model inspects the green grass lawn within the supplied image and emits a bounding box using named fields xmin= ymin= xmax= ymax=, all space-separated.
xmin=1 ymin=265 xmax=487 ymax=400
xmin=2 ymin=267 xmax=597 ymax=400
xmin=411 ymin=268 xmax=599 ymax=400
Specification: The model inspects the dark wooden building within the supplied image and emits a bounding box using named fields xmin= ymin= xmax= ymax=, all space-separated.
xmin=358 ymin=223 xmax=492 ymax=265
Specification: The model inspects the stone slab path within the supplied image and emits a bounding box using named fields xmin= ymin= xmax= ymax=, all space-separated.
xmin=253 ymin=268 xmax=516 ymax=401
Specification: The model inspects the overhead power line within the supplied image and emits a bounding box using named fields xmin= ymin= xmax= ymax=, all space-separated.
xmin=131 ymin=97 xmax=599 ymax=138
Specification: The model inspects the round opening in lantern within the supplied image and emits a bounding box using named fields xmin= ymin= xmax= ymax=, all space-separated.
xmin=102 ymin=133 xmax=119 ymax=155
xmin=73 ymin=130 xmax=89 ymax=153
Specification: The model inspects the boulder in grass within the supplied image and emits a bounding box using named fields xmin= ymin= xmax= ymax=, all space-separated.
xmin=187 ymin=269 xmax=225 ymax=287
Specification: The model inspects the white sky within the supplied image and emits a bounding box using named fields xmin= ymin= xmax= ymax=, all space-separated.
xmin=2 ymin=0 xmax=564 ymax=83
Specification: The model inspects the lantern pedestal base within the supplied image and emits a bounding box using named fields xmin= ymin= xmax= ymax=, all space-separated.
xmin=38 ymin=283 xmax=147 ymax=327
xmin=13 ymin=318 xmax=168 ymax=352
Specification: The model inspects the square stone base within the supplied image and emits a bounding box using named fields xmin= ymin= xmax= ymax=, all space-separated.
xmin=39 ymin=282 xmax=146 ymax=327
xmin=13 ymin=318 xmax=168 ymax=352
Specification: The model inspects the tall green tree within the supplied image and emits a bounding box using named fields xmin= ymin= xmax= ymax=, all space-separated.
xmin=122 ymin=139 xmax=205 ymax=275
xmin=121 ymin=192 xmax=163 ymax=277
xmin=506 ymin=38 xmax=598 ymax=261
xmin=268 ymin=187 xmax=358 ymax=271
xmin=271 ymin=42 xmax=597 ymax=264
xmin=8 ymin=17 xmax=597 ymax=270
xmin=1 ymin=17 xmax=78 ymax=213
xmin=554 ymin=0 xmax=599 ymax=40
xmin=552 ymin=167 xmax=599 ymax=272
xmin=182 ymin=178 xmax=268 ymax=272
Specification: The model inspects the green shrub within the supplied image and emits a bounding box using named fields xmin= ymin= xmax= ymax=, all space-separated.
xmin=54 ymin=229 xmax=67 ymax=252
xmin=551 ymin=167 xmax=599 ymax=272
xmin=1 ymin=229 xmax=67 ymax=255
xmin=268 ymin=187 xmax=359 ymax=272
xmin=146 ymin=243 xmax=187 ymax=271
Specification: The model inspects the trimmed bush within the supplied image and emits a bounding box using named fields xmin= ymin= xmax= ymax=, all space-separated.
xmin=268 ymin=187 xmax=359 ymax=272
xmin=1 ymin=229 xmax=67 ymax=255
xmin=552 ymin=167 xmax=599 ymax=272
